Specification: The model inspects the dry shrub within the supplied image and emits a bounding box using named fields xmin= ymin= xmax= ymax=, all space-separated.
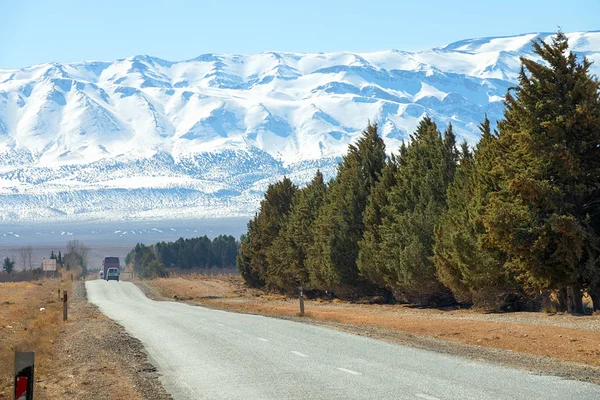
xmin=583 ymin=292 xmax=594 ymax=312
xmin=472 ymin=289 xmax=541 ymax=313
xmin=0 ymin=269 xmax=40 ymax=283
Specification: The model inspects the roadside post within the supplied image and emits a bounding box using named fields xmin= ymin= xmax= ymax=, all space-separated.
xmin=298 ymin=286 xmax=305 ymax=316
xmin=58 ymin=289 xmax=61 ymax=302
xmin=14 ymin=351 xmax=34 ymax=400
xmin=63 ymin=291 xmax=68 ymax=321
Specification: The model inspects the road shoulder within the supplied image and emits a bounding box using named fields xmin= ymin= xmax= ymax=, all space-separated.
xmin=40 ymin=280 xmax=171 ymax=399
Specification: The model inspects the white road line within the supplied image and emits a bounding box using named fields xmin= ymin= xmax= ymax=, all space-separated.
xmin=291 ymin=351 xmax=309 ymax=358
xmin=415 ymin=394 xmax=440 ymax=400
xmin=257 ymin=338 xmax=269 ymax=342
xmin=337 ymin=368 xmax=361 ymax=375
xmin=231 ymin=328 xmax=242 ymax=333
xmin=217 ymin=323 xmax=225 ymax=327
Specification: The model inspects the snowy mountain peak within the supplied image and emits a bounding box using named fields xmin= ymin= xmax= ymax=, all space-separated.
xmin=0 ymin=31 xmax=598 ymax=223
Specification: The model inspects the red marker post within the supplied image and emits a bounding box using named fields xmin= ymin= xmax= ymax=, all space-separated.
xmin=14 ymin=352 xmax=34 ymax=400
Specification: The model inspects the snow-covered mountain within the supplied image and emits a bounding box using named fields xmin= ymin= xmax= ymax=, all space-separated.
xmin=0 ymin=31 xmax=598 ymax=223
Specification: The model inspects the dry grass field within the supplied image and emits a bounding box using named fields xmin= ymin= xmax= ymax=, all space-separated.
xmin=0 ymin=272 xmax=171 ymax=400
xmin=0 ymin=278 xmax=69 ymax=398
xmin=147 ymin=276 xmax=600 ymax=368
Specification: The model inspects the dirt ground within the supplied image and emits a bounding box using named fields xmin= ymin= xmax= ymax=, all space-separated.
xmin=0 ymin=279 xmax=171 ymax=400
xmin=143 ymin=276 xmax=600 ymax=384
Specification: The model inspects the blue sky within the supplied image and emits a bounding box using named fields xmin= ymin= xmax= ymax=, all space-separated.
xmin=0 ymin=0 xmax=597 ymax=68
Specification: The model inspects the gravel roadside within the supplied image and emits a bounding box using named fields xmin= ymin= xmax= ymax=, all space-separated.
xmin=39 ymin=280 xmax=171 ymax=400
xmin=364 ymin=307 xmax=600 ymax=332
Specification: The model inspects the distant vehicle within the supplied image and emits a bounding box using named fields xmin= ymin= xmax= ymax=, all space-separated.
xmin=106 ymin=267 xmax=120 ymax=282
xmin=99 ymin=271 xmax=104 ymax=279
xmin=103 ymin=257 xmax=120 ymax=281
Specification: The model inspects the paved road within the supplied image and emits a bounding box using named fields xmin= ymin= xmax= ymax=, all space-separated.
xmin=86 ymin=280 xmax=600 ymax=400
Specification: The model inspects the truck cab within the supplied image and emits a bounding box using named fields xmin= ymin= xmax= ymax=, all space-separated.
xmin=103 ymin=257 xmax=121 ymax=282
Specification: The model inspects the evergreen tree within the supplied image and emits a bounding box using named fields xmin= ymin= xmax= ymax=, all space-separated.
xmin=237 ymin=177 xmax=297 ymax=287
xmin=193 ymin=236 xmax=212 ymax=267
xmin=434 ymin=141 xmax=475 ymax=303
xmin=374 ymin=118 xmax=457 ymax=305
xmin=237 ymin=234 xmax=262 ymax=287
xmin=127 ymin=244 xmax=168 ymax=279
xmin=443 ymin=123 xmax=459 ymax=178
xmin=434 ymin=118 xmax=517 ymax=307
xmin=266 ymin=170 xmax=327 ymax=291
xmin=484 ymin=32 xmax=600 ymax=313
xmin=306 ymin=123 xmax=386 ymax=295
xmin=357 ymin=154 xmax=399 ymax=288
xmin=3 ymin=257 xmax=14 ymax=274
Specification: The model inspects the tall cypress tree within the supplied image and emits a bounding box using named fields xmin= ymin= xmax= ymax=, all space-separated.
xmin=434 ymin=118 xmax=517 ymax=307
xmin=484 ymin=32 xmax=600 ymax=313
xmin=357 ymin=154 xmax=400 ymax=288
xmin=374 ymin=118 xmax=457 ymax=305
xmin=434 ymin=141 xmax=475 ymax=303
xmin=237 ymin=177 xmax=297 ymax=287
xmin=307 ymin=123 xmax=386 ymax=295
xmin=266 ymin=170 xmax=327 ymax=291
xmin=237 ymin=234 xmax=262 ymax=287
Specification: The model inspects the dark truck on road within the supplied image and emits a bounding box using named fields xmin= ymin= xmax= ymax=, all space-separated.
xmin=103 ymin=257 xmax=120 ymax=281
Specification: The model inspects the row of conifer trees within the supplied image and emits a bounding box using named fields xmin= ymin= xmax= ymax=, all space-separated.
xmin=236 ymin=33 xmax=600 ymax=312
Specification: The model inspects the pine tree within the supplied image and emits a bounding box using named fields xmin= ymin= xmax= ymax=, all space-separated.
xmin=307 ymin=122 xmax=386 ymax=295
xmin=484 ymin=32 xmax=600 ymax=313
xmin=266 ymin=170 xmax=327 ymax=291
xmin=375 ymin=118 xmax=457 ymax=305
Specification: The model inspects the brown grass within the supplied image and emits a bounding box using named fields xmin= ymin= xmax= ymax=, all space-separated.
xmin=149 ymin=276 xmax=247 ymax=300
xmin=0 ymin=266 xmax=80 ymax=398
xmin=148 ymin=276 xmax=600 ymax=368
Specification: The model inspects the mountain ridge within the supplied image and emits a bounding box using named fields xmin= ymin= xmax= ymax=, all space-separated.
xmin=0 ymin=31 xmax=598 ymax=223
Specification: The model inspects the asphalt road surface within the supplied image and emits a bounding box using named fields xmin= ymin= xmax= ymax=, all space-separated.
xmin=86 ymin=280 xmax=600 ymax=400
